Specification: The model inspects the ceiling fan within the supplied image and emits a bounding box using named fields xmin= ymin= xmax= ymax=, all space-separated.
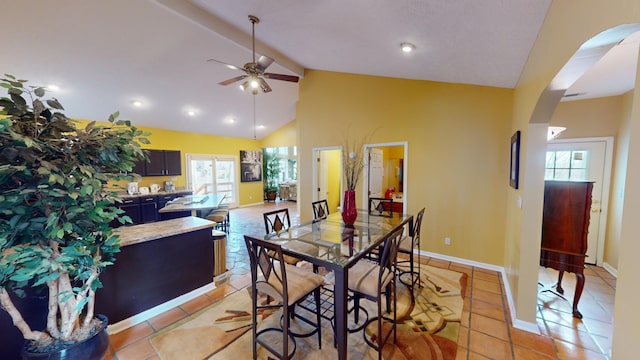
xmin=208 ymin=15 xmax=299 ymax=95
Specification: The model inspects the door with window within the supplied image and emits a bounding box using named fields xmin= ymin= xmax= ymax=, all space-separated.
xmin=186 ymin=154 xmax=238 ymax=207
xmin=545 ymin=138 xmax=612 ymax=265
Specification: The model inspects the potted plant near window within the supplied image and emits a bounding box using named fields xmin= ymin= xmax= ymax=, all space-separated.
xmin=263 ymin=150 xmax=280 ymax=201
xmin=0 ymin=75 xmax=148 ymax=358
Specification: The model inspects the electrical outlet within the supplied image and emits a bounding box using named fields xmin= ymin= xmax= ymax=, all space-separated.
xmin=444 ymin=237 xmax=451 ymax=246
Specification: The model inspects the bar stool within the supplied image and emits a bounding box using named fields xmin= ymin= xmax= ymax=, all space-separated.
xmin=206 ymin=208 xmax=229 ymax=232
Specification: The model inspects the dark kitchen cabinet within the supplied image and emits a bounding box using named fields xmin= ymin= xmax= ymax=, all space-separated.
xmin=112 ymin=197 xmax=141 ymax=227
xmin=131 ymin=159 xmax=146 ymax=176
xmin=139 ymin=195 xmax=158 ymax=223
xmin=145 ymin=150 xmax=182 ymax=176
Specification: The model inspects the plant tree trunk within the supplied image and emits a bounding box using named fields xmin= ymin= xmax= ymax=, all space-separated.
xmin=0 ymin=288 xmax=48 ymax=341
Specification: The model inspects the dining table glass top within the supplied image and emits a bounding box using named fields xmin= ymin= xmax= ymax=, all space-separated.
xmin=265 ymin=210 xmax=413 ymax=268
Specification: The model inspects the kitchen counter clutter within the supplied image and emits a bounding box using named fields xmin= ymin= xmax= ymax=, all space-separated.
xmin=96 ymin=216 xmax=217 ymax=323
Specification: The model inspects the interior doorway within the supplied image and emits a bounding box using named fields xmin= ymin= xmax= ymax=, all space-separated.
xmin=363 ymin=142 xmax=408 ymax=213
xmin=312 ymin=147 xmax=341 ymax=214
xmin=545 ymin=136 xmax=613 ymax=266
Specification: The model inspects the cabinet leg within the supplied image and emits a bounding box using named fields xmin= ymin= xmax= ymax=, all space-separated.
xmin=555 ymin=270 xmax=565 ymax=294
xmin=572 ymin=272 xmax=585 ymax=319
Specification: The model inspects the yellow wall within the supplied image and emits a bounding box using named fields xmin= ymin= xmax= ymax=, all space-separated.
xmin=550 ymin=96 xmax=623 ymax=139
xmin=261 ymin=119 xmax=297 ymax=148
xmin=296 ymin=70 xmax=513 ymax=266
xmin=606 ymin=92 xmax=634 ymax=271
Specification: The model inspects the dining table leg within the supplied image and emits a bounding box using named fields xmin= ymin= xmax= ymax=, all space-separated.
xmin=334 ymin=266 xmax=348 ymax=360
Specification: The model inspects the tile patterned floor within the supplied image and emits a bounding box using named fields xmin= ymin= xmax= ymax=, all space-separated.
xmin=106 ymin=201 xmax=616 ymax=359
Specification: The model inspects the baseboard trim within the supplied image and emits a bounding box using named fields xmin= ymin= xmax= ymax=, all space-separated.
xmin=239 ymin=201 xmax=267 ymax=208
xmin=602 ymin=262 xmax=618 ymax=278
xmin=422 ymin=250 xmax=539 ymax=334
xmin=107 ymin=282 xmax=217 ymax=334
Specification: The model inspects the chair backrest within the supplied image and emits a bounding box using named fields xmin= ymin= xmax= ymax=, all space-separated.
xmin=311 ymin=199 xmax=330 ymax=220
xmin=263 ymin=208 xmax=291 ymax=237
xmin=243 ymin=235 xmax=287 ymax=302
xmin=378 ymin=227 xmax=404 ymax=285
xmin=411 ymin=207 xmax=426 ymax=246
xmin=369 ymin=197 xmax=393 ymax=217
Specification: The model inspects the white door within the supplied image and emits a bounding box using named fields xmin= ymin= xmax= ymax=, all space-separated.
xmin=545 ymin=137 xmax=613 ymax=265
xmin=368 ymin=148 xmax=384 ymax=197
xmin=186 ymin=154 xmax=238 ymax=208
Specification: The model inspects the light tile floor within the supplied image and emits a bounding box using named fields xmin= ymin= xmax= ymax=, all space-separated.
xmin=106 ymin=201 xmax=616 ymax=359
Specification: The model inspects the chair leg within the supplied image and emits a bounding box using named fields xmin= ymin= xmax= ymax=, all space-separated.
xmin=315 ymin=287 xmax=322 ymax=349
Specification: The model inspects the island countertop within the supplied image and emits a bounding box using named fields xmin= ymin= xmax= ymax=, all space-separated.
xmin=114 ymin=216 xmax=215 ymax=246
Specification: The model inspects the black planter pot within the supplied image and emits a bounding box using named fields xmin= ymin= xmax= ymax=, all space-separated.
xmin=21 ymin=315 xmax=109 ymax=360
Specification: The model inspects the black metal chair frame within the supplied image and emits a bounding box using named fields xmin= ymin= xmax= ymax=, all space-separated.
xmin=263 ymin=208 xmax=292 ymax=237
xmin=398 ymin=208 xmax=425 ymax=292
xmin=244 ymin=235 xmax=323 ymax=359
xmin=311 ymin=199 xmax=330 ymax=221
xmin=348 ymin=227 xmax=403 ymax=359
xmin=368 ymin=197 xmax=394 ymax=217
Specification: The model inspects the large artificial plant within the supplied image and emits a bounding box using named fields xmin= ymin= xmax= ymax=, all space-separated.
xmin=0 ymin=74 xmax=148 ymax=350
xmin=263 ymin=149 xmax=281 ymax=199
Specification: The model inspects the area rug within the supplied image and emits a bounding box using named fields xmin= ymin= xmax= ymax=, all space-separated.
xmin=150 ymin=264 xmax=467 ymax=360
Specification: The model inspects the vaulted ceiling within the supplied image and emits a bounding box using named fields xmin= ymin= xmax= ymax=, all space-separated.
xmin=3 ymin=1 xmax=637 ymax=139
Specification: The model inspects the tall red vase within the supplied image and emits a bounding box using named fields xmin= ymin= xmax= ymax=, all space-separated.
xmin=342 ymin=189 xmax=358 ymax=226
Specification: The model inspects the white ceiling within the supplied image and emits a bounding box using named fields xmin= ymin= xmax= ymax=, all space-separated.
xmin=2 ymin=1 xmax=637 ymax=139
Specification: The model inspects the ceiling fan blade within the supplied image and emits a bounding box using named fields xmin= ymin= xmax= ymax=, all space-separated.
xmin=259 ymin=77 xmax=272 ymax=93
xmin=218 ymin=75 xmax=247 ymax=86
xmin=207 ymin=58 xmax=243 ymax=71
xmin=263 ymin=73 xmax=300 ymax=83
xmin=255 ymin=55 xmax=274 ymax=72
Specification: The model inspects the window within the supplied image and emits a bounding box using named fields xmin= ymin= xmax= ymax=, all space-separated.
xmin=545 ymin=150 xmax=588 ymax=181
xmin=263 ymin=146 xmax=297 ymax=182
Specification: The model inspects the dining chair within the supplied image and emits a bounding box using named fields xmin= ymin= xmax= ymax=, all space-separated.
xmin=311 ymin=199 xmax=330 ymax=221
xmin=368 ymin=197 xmax=394 ymax=217
xmin=244 ymin=235 xmax=324 ymax=360
xmin=348 ymin=227 xmax=404 ymax=359
xmin=397 ymin=207 xmax=425 ymax=291
xmin=263 ymin=208 xmax=291 ymax=236
xmin=263 ymin=208 xmax=303 ymax=266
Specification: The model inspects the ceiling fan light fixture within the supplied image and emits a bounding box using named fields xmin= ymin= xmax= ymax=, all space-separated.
xmin=401 ymin=42 xmax=416 ymax=53
xmin=240 ymin=81 xmax=249 ymax=91
xmin=250 ymin=77 xmax=260 ymax=89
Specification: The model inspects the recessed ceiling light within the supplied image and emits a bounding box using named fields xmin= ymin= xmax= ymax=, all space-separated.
xmin=132 ymin=100 xmax=143 ymax=107
xmin=187 ymin=110 xmax=196 ymax=117
xmin=228 ymin=117 xmax=236 ymax=123
xmin=257 ymin=124 xmax=265 ymax=129
xmin=401 ymin=42 xmax=416 ymax=53
xmin=46 ymin=84 xmax=59 ymax=91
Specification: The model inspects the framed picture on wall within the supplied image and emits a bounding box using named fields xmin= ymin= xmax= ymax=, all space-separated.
xmin=510 ymin=131 xmax=521 ymax=189
xmin=240 ymin=150 xmax=262 ymax=182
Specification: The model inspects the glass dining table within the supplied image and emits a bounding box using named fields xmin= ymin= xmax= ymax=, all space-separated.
xmin=257 ymin=209 xmax=414 ymax=360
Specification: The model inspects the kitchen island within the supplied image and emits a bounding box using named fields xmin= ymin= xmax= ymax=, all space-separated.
xmin=95 ymin=216 xmax=216 ymax=324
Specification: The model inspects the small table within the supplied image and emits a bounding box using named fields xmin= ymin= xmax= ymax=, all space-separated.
xmin=158 ymin=193 xmax=226 ymax=216
xmin=257 ymin=210 xmax=413 ymax=360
